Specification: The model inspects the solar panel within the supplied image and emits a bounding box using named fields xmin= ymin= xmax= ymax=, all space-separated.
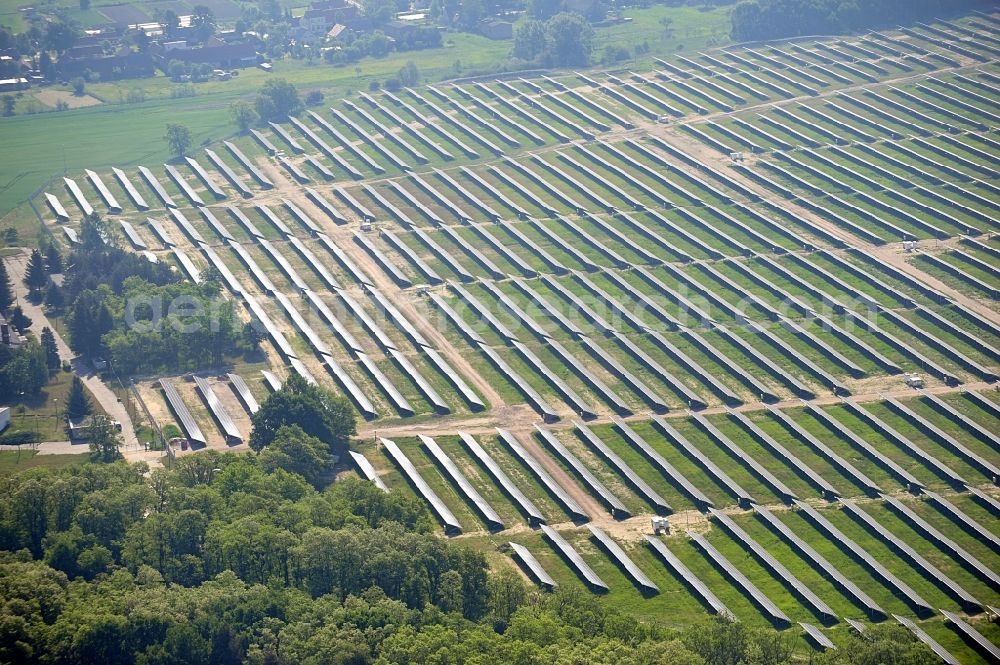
xmin=187 ymin=154 xmax=229 ymax=199
xmin=193 ymin=376 xmax=242 ymax=444
xmin=328 ymin=106 xmax=411 ymax=170
xmin=138 ymin=165 xmax=177 ymax=208
xmin=164 ymin=164 xmax=205 ymax=207
xmin=536 ymin=427 xmax=629 ymax=519
xmin=645 ymin=535 xmax=734 ymax=619
xmin=691 ymin=414 xmax=797 ymax=503
xmin=119 ymin=221 xmax=146 ymax=250
xmin=381 ymin=438 xmax=461 ymax=534
xmin=172 ymin=249 xmax=201 ymax=283
xmin=795 ymin=500 xmax=934 ymax=617
xmin=768 ymin=406 xmax=882 ymax=496
xmin=421 ymin=347 xmax=485 ymax=412
xmin=541 ymin=525 xmax=607 ymax=591
xmin=348 ymin=450 xmax=388 ymax=492
xmin=589 ymin=525 xmax=658 ymax=593
xmin=84 ymin=169 xmax=122 ymax=212
xmin=321 ymin=354 xmax=377 ymax=420
xmin=804 ymin=404 xmax=922 ymax=491
xmin=354 ymin=232 xmax=412 ymax=288
xmin=654 ymin=417 xmax=755 ymax=507
xmin=710 ymin=509 xmax=834 ymax=622
xmin=112 ymin=168 xmax=148 ymax=210
xmin=754 ymin=505 xmax=884 ymax=619
xmin=941 ymin=609 xmax=1000 ymax=662
xmin=44 ymin=192 xmax=70 ymax=222
xmin=613 ymin=417 xmax=713 ymax=509
xmin=269 ymin=121 xmax=305 ymax=153
xmin=63 ymin=177 xmax=94 ymax=216
xmin=689 ymin=530 xmax=790 ymax=626
xmin=316 ymin=233 xmax=373 ymax=286
xmin=497 ymin=429 xmax=588 ymax=521
xmin=894 ymin=615 xmax=960 ymax=665
xmin=420 ymin=435 xmax=502 ymax=530
xmin=160 ymin=379 xmax=207 ymax=446
xmin=880 ymin=494 xmax=1000 ymax=590
xmin=459 ymin=432 xmax=544 ymax=524
xmin=509 ymin=542 xmax=556 ymax=590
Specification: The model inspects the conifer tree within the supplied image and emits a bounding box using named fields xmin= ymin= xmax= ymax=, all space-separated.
xmin=23 ymin=249 xmax=48 ymax=292
xmin=0 ymin=259 xmax=13 ymax=313
xmin=40 ymin=327 xmax=60 ymax=369
xmin=44 ymin=243 xmax=63 ymax=273
xmin=66 ymin=375 xmax=92 ymax=420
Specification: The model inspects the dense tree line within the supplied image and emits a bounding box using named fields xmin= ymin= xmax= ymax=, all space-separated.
xmin=0 ymin=382 xmax=936 ymax=664
xmin=0 ymin=447 xmax=938 ymax=664
xmin=731 ymin=0 xmax=994 ymax=42
xmin=60 ymin=216 xmax=252 ymax=373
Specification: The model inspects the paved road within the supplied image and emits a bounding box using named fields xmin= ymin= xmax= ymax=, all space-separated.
xmin=6 ymin=250 xmax=139 ymax=449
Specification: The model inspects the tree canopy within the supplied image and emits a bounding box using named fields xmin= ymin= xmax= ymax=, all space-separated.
xmin=249 ymin=374 xmax=357 ymax=455
xmin=254 ymin=78 xmax=303 ymax=122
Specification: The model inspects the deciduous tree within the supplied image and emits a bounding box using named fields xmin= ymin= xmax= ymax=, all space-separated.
xmin=164 ymin=123 xmax=192 ymax=159
xmin=249 ymin=374 xmax=356 ymax=455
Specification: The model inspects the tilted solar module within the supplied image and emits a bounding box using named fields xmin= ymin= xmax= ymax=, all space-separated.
xmin=420 ymin=435 xmax=502 ymax=529
xmin=497 ymin=429 xmax=589 ymax=521
xmin=112 ymin=167 xmax=148 ymax=210
xmin=457 ymin=431 xmax=546 ymax=525
xmin=589 ymin=525 xmax=658 ymax=593
xmin=795 ymin=500 xmax=935 ymax=617
xmin=927 ymin=490 xmax=1000 ymax=551
xmin=574 ymin=421 xmax=671 ymax=514
xmin=728 ymin=410 xmax=838 ymax=498
xmin=689 ymin=530 xmax=790 ymax=626
xmin=195 ymin=152 xmax=240 ymax=198
xmin=880 ymin=494 xmax=1000 ymax=590
xmin=754 ymin=505 xmax=884 ymax=619
xmin=804 ymin=404 xmax=922 ymax=491
xmin=941 ymin=609 xmax=1000 ymax=662
xmin=193 ymin=375 xmax=242 ymax=444
xmin=353 ymin=232 xmax=412 ymax=288
xmin=840 ymin=400 xmax=965 ymax=488
xmin=691 ymin=414 xmax=797 ymax=503
xmin=654 ymin=417 xmax=755 ymax=507
xmin=348 ymin=450 xmax=388 ymax=492
xmin=542 ymin=525 xmax=608 ymax=591
xmin=768 ymin=406 xmax=882 ymax=496
xmin=389 ymin=349 xmax=449 ymax=414
xmin=119 ymin=221 xmax=146 ymax=249
xmin=227 ymin=373 xmax=260 ymax=415
xmin=84 ymin=169 xmax=122 ymax=212
xmin=536 ymin=427 xmax=630 ymax=518
xmin=44 ymin=192 xmax=70 ymax=222
xmin=164 ymin=164 xmax=205 ymax=207
xmin=710 ymin=508 xmax=835 ymax=623
xmin=882 ymin=397 xmax=1000 ymax=483
xmin=510 ymin=542 xmax=557 ymax=589
xmin=477 ymin=343 xmax=559 ymax=422
xmin=199 ymin=208 xmax=235 ymax=241
xmin=316 ymin=232 xmax=374 ymax=286
xmin=172 ymin=249 xmax=201 ymax=283
xmin=382 ymin=438 xmax=461 ymax=534
xmin=160 ymin=379 xmax=207 ymax=446
xmin=63 ymin=176 xmax=95 ymax=216
xmin=169 ymin=208 xmax=205 ymax=244
xmin=645 ymin=535 xmax=734 ymax=619
xmin=138 ymin=165 xmax=177 ymax=208
xmin=893 ymin=615 xmax=960 ymax=665
xmin=614 ymin=418 xmax=713 ymax=509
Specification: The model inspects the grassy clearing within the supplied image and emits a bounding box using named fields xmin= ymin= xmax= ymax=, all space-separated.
xmin=0 ymin=450 xmax=85 ymax=475
xmin=3 ymin=368 xmax=106 ymax=442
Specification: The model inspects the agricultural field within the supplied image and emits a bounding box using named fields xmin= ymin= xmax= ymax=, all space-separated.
xmin=26 ymin=9 xmax=1000 ymax=662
